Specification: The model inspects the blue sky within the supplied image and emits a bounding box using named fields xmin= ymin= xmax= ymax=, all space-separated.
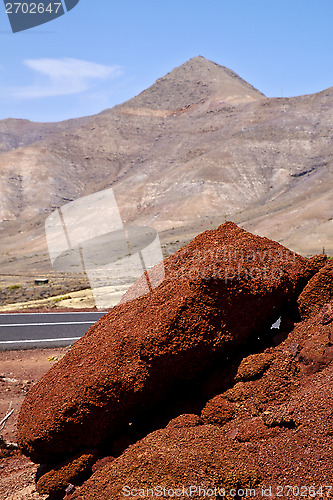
xmin=0 ymin=0 xmax=332 ymax=122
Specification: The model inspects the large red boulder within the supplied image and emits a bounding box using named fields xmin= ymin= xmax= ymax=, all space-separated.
xmin=70 ymin=309 xmax=333 ymax=500
xmin=17 ymin=222 xmax=310 ymax=464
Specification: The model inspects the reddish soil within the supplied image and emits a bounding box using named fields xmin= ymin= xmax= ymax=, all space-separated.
xmin=17 ymin=222 xmax=310 ymax=464
xmin=0 ymin=307 xmax=99 ymax=314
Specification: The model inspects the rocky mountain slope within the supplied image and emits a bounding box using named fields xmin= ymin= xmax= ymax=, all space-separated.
xmin=0 ymin=56 xmax=332 ymax=271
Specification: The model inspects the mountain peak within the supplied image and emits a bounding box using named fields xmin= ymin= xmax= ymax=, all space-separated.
xmin=123 ymin=56 xmax=265 ymax=111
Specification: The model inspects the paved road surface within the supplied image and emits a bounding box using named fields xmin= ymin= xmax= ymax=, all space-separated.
xmin=0 ymin=311 xmax=106 ymax=350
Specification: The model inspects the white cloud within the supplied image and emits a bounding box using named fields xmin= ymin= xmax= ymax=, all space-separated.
xmin=11 ymin=58 xmax=122 ymax=98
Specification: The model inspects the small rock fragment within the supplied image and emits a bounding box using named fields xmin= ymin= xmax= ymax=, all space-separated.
xmin=235 ymin=352 xmax=274 ymax=382
xmin=298 ymin=260 xmax=333 ymax=319
xmin=319 ymin=302 xmax=333 ymax=325
xmin=17 ymin=222 xmax=310 ymax=464
xmin=261 ymin=404 xmax=296 ymax=428
xmin=166 ymin=413 xmax=202 ymax=429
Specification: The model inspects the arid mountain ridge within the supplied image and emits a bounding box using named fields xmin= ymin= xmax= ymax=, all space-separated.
xmin=0 ymin=55 xmax=332 ymax=271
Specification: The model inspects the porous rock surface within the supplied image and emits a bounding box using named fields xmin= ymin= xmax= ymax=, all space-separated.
xmin=69 ymin=422 xmax=261 ymax=500
xmin=234 ymin=351 xmax=274 ymax=382
xmin=70 ymin=308 xmax=333 ymax=500
xmin=18 ymin=222 xmax=310 ymax=464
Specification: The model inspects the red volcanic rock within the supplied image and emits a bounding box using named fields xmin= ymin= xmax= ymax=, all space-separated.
xmin=234 ymin=351 xmax=274 ymax=382
xmin=303 ymin=254 xmax=327 ymax=277
xmin=319 ymin=301 xmax=333 ymax=325
xmin=201 ymin=395 xmax=235 ymax=425
xmin=69 ymin=309 xmax=333 ymax=499
xmin=63 ymin=303 xmax=333 ymax=499
xmin=91 ymin=456 xmax=115 ymax=474
xmin=166 ymin=414 xmax=202 ymax=429
xmin=260 ymin=403 xmax=297 ymax=428
xmin=36 ymin=450 xmax=97 ymax=498
xmin=199 ymin=312 xmax=333 ymax=438
xmin=297 ymin=259 xmax=333 ymax=319
xmin=70 ymin=424 xmax=261 ymax=500
xmin=18 ymin=222 xmax=310 ymax=464
xmin=229 ymin=416 xmax=280 ymax=442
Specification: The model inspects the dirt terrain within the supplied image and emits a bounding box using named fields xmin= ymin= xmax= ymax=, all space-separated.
xmin=0 ymin=56 xmax=332 ymax=498
xmin=0 ymin=56 xmax=332 ymax=272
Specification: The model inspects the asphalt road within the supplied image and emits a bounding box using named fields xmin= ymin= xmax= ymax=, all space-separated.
xmin=0 ymin=311 xmax=106 ymax=350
